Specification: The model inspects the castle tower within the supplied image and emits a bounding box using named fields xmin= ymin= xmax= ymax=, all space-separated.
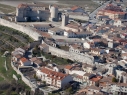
xmin=49 ymin=6 xmax=58 ymax=21
xmin=61 ymin=14 xmax=69 ymax=27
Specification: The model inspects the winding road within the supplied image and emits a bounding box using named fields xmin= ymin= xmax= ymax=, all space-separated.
xmin=89 ymin=1 xmax=110 ymax=23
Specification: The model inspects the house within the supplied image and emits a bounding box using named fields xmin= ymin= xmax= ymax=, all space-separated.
xmin=64 ymin=64 xmax=86 ymax=83
xmin=71 ymin=6 xmax=85 ymax=12
xmin=76 ymin=86 xmax=103 ymax=95
xmin=48 ymin=27 xmax=64 ymax=35
xmin=69 ymin=44 xmax=84 ymax=54
xmin=99 ymin=76 xmax=113 ymax=88
xmin=89 ymin=76 xmax=102 ymax=86
xmin=97 ymin=4 xmax=126 ymax=20
xmin=19 ymin=57 xmax=32 ymax=66
xmin=86 ymin=85 xmax=101 ymax=95
xmin=36 ymin=67 xmax=73 ymax=88
xmin=82 ymin=64 xmax=94 ymax=73
xmin=120 ymin=33 xmax=127 ymax=39
xmin=39 ymin=43 xmax=49 ymax=53
xmin=30 ymin=57 xmax=45 ymax=68
xmin=75 ymin=31 xmax=92 ymax=38
xmin=12 ymin=54 xmax=23 ymax=63
xmin=72 ymin=74 xmax=84 ymax=83
xmin=110 ymin=83 xmax=127 ymax=93
xmin=83 ymin=73 xmax=95 ymax=86
xmin=90 ymin=48 xmax=105 ymax=55
xmin=31 ymin=24 xmax=51 ymax=32
xmin=64 ymin=65 xmax=73 ymax=74
xmin=113 ymin=19 xmax=122 ymax=27
xmin=64 ymin=30 xmax=75 ymax=38
xmin=12 ymin=47 xmax=25 ymax=56
xmin=64 ymin=64 xmax=85 ymax=75
xmin=83 ymin=42 xmax=90 ymax=49
xmin=121 ymin=53 xmax=127 ymax=59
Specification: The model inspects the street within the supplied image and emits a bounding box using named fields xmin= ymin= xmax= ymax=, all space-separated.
xmin=89 ymin=1 xmax=110 ymax=23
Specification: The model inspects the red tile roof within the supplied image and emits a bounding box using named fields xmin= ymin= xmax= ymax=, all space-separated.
xmin=90 ymin=76 xmax=102 ymax=82
xmin=41 ymin=67 xmax=68 ymax=80
xmin=64 ymin=65 xmax=73 ymax=70
xmin=18 ymin=4 xmax=28 ymax=8
xmin=20 ymin=57 xmax=28 ymax=63
xmin=71 ymin=6 xmax=79 ymax=11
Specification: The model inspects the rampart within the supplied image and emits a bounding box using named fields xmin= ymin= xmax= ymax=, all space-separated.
xmin=0 ymin=18 xmax=94 ymax=64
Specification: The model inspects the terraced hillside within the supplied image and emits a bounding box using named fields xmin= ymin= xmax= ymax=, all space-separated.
xmin=0 ymin=25 xmax=33 ymax=53
xmin=0 ymin=25 xmax=33 ymax=95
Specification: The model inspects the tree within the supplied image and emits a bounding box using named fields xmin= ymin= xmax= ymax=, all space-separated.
xmin=112 ymin=77 xmax=118 ymax=83
xmin=65 ymin=86 xmax=73 ymax=95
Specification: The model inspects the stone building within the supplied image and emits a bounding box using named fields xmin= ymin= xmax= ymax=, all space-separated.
xmin=15 ymin=3 xmax=60 ymax=22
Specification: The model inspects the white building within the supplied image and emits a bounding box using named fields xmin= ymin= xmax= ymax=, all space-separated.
xmin=48 ymin=27 xmax=64 ymax=35
xmin=64 ymin=30 xmax=75 ymax=38
xmin=31 ymin=24 xmax=51 ymax=32
xmin=83 ymin=42 xmax=90 ymax=49
xmin=113 ymin=19 xmax=123 ymax=27
xmin=110 ymin=83 xmax=127 ymax=93
xmin=69 ymin=44 xmax=84 ymax=54
xmin=64 ymin=30 xmax=92 ymax=38
xmin=36 ymin=67 xmax=73 ymax=88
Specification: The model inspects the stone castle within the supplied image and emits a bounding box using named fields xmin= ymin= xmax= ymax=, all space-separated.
xmin=15 ymin=3 xmax=61 ymax=22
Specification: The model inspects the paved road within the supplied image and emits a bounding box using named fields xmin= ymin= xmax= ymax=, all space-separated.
xmin=18 ymin=21 xmax=61 ymax=28
xmin=89 ymin=1 xmax=110 ymax=23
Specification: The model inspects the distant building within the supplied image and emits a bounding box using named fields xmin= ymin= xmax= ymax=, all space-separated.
xmin=97 ymin=4 xmax=127 ymax=20
xmin=36 ymin=67 xmax=73 ymax=88
xmin=15 ymin=3 xmax=60 ymax=22
xmin=31 ymin=24 xmax=51 ymax=32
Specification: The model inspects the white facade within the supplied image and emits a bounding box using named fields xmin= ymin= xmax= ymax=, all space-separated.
xmin=32 ymin=24 xmax=50 ymax=32
xmin=110 ymin=84 xmax=127 ymax=93
xmin=36 ymin=68 xmax=73 ymax=88
xmin=48 ymin=28 xmax=64 ymax=35
xmin=113 ymin=19 xmax=122 ymax=27
xmin=64 ymin=30 xmax=75 ymax=38
xmin=83 ymin=42 xmax=90 ymax=49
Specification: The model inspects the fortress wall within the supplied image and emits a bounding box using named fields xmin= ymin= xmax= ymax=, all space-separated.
xmin=48 ymin=45 xmax=94 ymax=64
xmin=0 ymin=18 xmax=94 ymax=64
xmin=0 ymin=18 xmax=40 ymax=40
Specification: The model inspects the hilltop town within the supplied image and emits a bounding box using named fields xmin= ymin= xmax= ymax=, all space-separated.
xmin=0 ymin=0 xmax=127 ymax=95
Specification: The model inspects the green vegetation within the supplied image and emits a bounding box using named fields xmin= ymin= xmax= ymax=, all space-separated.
xmin=0 ymin=25 xmax=33 ymax=53
xmin=112 ymin=77 xmax=118 ymax=83
xmin=0 ymin=55 xmax=30 ymax=95
xmin=32 ymin=45 xmax=73 ymax=65
xmin=41 ymin=51 xmax=73 ymax=65
xmin=0 ymin=3 xmax=15 ymax=14
xmin=0 ymin=25 xmax=34 ymax=94
xmin=74 ymin=19 xmax=88 ymax=23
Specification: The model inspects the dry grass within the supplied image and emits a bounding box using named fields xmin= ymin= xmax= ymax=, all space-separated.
xmin=0 ymin=3 xmax=15 ymax=14
xmin=57 ymin=0 xmax=100 ymax=12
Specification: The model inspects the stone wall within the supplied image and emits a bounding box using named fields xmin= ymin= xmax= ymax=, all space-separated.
xmin=0 ymin=18 xmax=94 ymax=64
xmin=48 ymin=45 xmax=94 ymax=64
xmin=0 ymin=18 xmax=41 ymax=40
xmin=11 ymin=61 xmax=36 ymax=90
